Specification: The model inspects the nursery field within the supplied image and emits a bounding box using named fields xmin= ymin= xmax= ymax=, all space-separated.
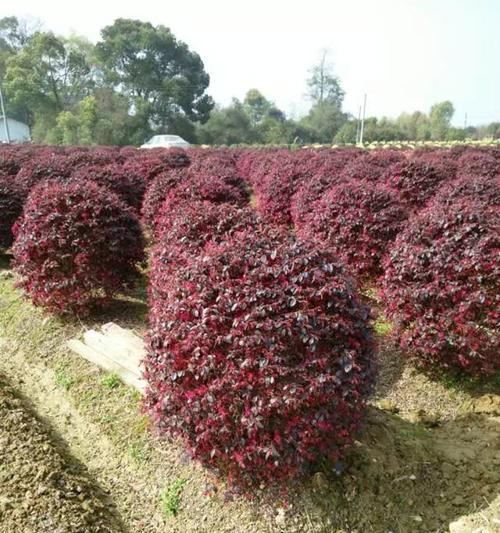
xmin=0 ymin=143 xmax=499 ymax=532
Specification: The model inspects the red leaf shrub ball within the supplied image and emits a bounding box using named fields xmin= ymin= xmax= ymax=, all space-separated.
xmin=381 ymin=199 xmax=499 ymax=376
xmin=384 ymin=160 xmax=449 ymax=209
xmin=145 ymin=226 xmax=375 ymax=489
xmin=298 ymin=181 xmax=408 ymax=280
xmin=12 ymin=179 xmax=145 ymax=315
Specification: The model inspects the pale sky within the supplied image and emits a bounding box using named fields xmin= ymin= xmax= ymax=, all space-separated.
xmin=2 ymin=0 xmax=500 ymax=126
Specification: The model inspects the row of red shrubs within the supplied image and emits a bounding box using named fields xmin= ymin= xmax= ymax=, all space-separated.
xmin=1 ymin=142 xmax=498 ymax=491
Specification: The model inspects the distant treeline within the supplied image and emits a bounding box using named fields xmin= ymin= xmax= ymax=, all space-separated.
xmin=1 ymin=17 xmax=498 ymax=146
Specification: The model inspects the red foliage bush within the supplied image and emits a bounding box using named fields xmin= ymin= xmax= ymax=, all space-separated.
xmin=169 ymin=171 xmax=248 ymax=206
xmin=411 ymin=150 xmax=458 ymax=182
xmin=456 ymin=151 xmax=499 ymax=178
xmin=0 ymin=176 xmax=25 ymax=248
xmin=254 ymin=152 xmax=317 ymax=225
xmin=0 ymin=151 xmax=22 ymax=176
xmin=158 ymin=147 xmax=191 ymax=168
xmin=291 ymin=169 xmax=348 ymax=227
xmin=145 ymin=226 xmax=375 ymax=489
xmin=143 ymin=169 xmax=248 ymax=238
xmin=71 ymin=163 xmax=147 ymax=212
xmin=12 ymin=179 xmax=145 ymax=315
xmin=16 ymin=154 xmax=72 ymax=186
xmin=384 ymin=160 xmax=449 ymax=209
xmin=149 ymin=202 xmax=260 ymax=308
xmin=298 ymin=181 xmax=408 ymax=280
xmin=341 ymin=150 xmax=405 ymax=183
xmin=290 ymin=150 xmax=363 ymax=227
xmin=236 ymin=149 xmax=282 ymax=187
xmin=433 ymin=173 xmax=500 ymax=208
xmin=154 ymin=200 xmax=258 ymax=253
xmin=381 ymin=199 xmax=499 ymax=376
xmin=141 ymin=168 xmax=189 ymax=234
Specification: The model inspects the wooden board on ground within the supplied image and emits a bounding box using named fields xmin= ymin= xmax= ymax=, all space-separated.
xmin=67 ymin=322 xmax=146 ymax=392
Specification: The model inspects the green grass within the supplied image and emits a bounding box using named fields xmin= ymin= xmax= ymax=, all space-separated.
xmin=101 ymin=372 xmax=121 ymax=389
xmin=160 ymin=478 xmax=187 ymax=518
xmin=438 ymin=368 xmax=500 ymax=396
xmin=128 ymin=441 xmax=148 ymax=464
xmin=373 ymin=315 xmax=394 ymax=337
xmin=55 ymin=367 xmax=75 ymax=390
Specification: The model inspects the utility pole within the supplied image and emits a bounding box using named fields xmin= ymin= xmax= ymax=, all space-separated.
xmin=359 ymin=93 xmax=367 ymax=145
xmin=0 ymin=86 xmax=11 ymax=143
xmin=464 ymin=112 xmax=467 ymax=129
xmin=355 ymin=105 xmax=362 ymax=144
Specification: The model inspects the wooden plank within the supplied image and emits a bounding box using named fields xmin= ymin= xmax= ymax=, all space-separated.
xmin=101 ymin=323 xmax=145 ymax=353
xmin=67 ymin=339 xmax=146 ymax=392
xmin=83 ymin=330 xmax=143 ymax=375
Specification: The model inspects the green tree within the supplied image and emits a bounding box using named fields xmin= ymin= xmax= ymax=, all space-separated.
xmin=333 ymin=119 xmax=357 ymax=144
xmin=243 ymin=89 xmax=275 ymax=127
xmin=394 ymin=111 xmax=430 ymax=141
xmin=96 ymin=18 xmax=214 ymax=142
xmin=307 ymin=50 xmax=345 ymax=107
xmin=429 ymin=100 xmax=454 ymax=140
xmin=197 ymin=99 xmax=254 ymax=145
xmin=4 ymin=31 xmax=93 ymax=132
xmin=0 ymin=16 xmax=38 ymax=79
xmin=300 ymin=101 xmax=347 ymax=144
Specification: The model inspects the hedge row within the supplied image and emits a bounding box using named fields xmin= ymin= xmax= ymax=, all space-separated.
xmin=1 ymin=142 xmax=498 ymax=492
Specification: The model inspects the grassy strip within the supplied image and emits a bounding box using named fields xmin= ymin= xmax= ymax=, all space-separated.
xmin=0 ymin=278 xmax=151 ymax=466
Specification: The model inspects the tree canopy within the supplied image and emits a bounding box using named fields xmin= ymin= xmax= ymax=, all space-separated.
xmin=0 ymin=15 xmax=495 ymax=146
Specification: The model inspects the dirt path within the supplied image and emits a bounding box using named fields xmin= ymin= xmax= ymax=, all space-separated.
xmin=0 ymin=371 xmax=124 ymax=532
xmin=0 ymin=338 xmax=171 ymax=532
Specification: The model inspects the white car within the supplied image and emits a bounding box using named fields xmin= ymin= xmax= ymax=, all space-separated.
xmin=140 ymin=135 xmax=190 ymax=149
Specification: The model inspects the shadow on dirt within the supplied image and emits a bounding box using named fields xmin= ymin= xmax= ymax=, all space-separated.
xmin=0 ymin=250 xmax=11 ymax=271
xmin=0 ymin=372 xmax=128 ymax=532
xmin=285 ymin=407 xmax=499 ymax=532
xmin=372 ymin=338 xmax=406 ymax=398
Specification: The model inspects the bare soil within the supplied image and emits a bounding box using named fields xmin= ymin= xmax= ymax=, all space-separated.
xmin=0 ymin=372 xmax=124 ymax=532
xmin=0 ymin=257 xmax=499 ymax=532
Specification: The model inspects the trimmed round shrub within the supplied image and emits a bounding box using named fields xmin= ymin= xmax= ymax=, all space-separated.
xmin=255 ymin=153 xmax=309 ymax=226
xmin=411 ymin=151 xmax=458 ymax=182
xmin=291 ymin=171 xmax=347 ymax=228
xmin=433 ymin=173 xmax=500 ymax=208
xmin=141 ymin=168 xmax=188 ymax=234
xmin=149 ymin=201 xmax=260 ymax=309
xmin=145 ymin=227 xmax=375 ymax=490
xmin=298 ymin=181 xmax=408 ymax=280
xmin=456 ymin=151 xmax=499 ymax=178
xmin=381 ymin=199 xmax=499 ymax=376
xmin=155 ymin=200 xmax=259 ymax=252
xmin=158 ymin=147 xmax=190 ymax=168
xmin=16 ymin=154 xmax=72 ymax=185
xmin=0 ymin=150 xmax=22 ymax=176
xmin=71 ymin=163 xmax=147 ymax=212
xmin=291 ymin=154 xmax=352 ymax=227
xmin=12 ymin=179 xmax=145 ymax=315
xmin=384 ymin=160 xmax=449 ymax=209
xmin=341 ymin=150 xmax=404 ymax=183
xmin=0 ymin=176 xmax=25 ymax=248
xmin=170 ymin=171 xmax=249 ymax=206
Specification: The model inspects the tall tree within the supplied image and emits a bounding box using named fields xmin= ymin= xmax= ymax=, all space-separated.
xmin=307 ymin=49 xmax=345 ymax=107
xmin=198 ymin=99 xmax=254 ymax=145
xmin=300 ymin=102 xmax=347 ymax=144
xmin=95 ymin=19 xmax=214 ymax=140
xmin=4 ymin=31 xmax=93 ymax=129
xmin=0 ymin=16 xmax=39 ymax=79
xmin=429 ymin=100 xmax=454 ymax=140
xmin=243 ymin=89 xmax=275 ymax=126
